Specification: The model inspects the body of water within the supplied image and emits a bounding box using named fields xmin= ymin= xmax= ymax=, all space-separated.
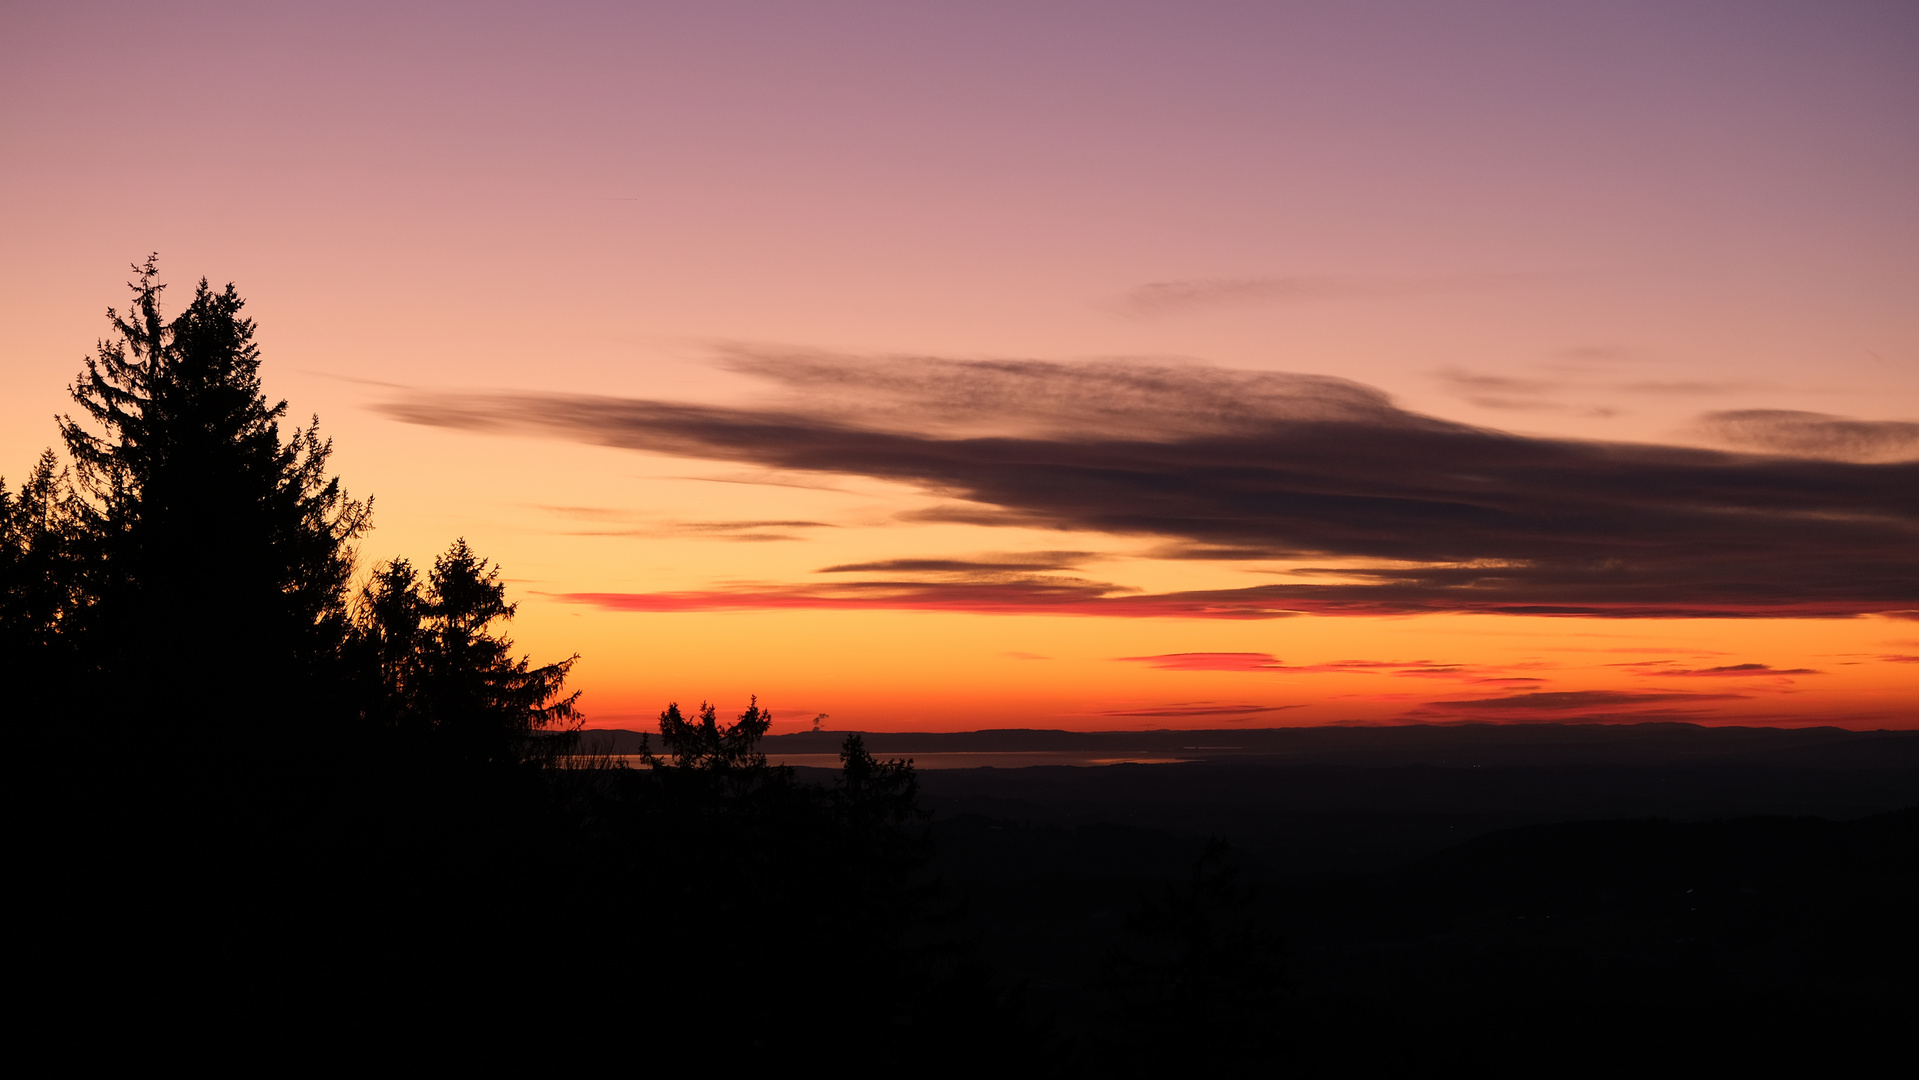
xmin=592 ymin=752 xmax=1193 ymax=770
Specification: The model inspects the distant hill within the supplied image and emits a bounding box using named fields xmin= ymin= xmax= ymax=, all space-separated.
xmin=571 ymin=721 xmax=1919 ymax=876
xmin=573 ymin=721 xmax=1919 ymax=768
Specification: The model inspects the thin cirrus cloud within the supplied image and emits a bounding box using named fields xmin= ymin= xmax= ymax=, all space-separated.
xmin=1084 ymin=702 xmax=1306 ymax=718
xmin=817 ymin=552 xmax=1095 ymax=575
xmin=1110 ymin=274 xmax=1528 ymax=318
xmin=1118 ymin=652 xmax=1299 ymax=672
xmin=712 ymin=346 xmax=1398 ymax=440
xmin=1608 ymin=661 xmax=1824 ymax=677
xmin=536 ymin=506 xmax=838 ymax=543
xmin=1115 ymin=653 xmax=1544 ymax=683
xmin=380 ymin=352 xmax=1919 ymax=620
xmin=1421 ymin=690 xmax=1747 ymax=713
xmin=1435 ymin=369 xmax=1564 ymax=412
xmin=1434 ymin=367 xmax=1750 ymax=414
xmin=1695 ymin=410 xmax=1919 ymax=463
xmin=551 ymin=580 xmax=1288 ymax=619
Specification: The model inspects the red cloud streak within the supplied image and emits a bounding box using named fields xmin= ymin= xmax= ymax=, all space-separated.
xmin=1115 ymin=654 xmax=1540 ymax=682
xmin=551 ymin=584 xmax=1894 ymax=620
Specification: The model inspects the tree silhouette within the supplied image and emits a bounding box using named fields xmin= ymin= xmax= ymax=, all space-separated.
xmin=352 ymin=540 xmax=580 ymax=767
xmin=56 ymin=256 xmax=369 ymax=738
xmin=642 ymin=697 xmax=773 ymax=773
xmin=350 ymin=556 xmax=432 ymax=733
xmin=7 ymin=261 xmax=1042 ymax=1059
xmin=4 ymin=260 xmax=384 ymax=1033
xmin=0 ymin=449 xmax=85 ymax=705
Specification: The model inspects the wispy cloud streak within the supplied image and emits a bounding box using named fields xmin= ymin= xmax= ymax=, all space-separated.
xmin=1085 ymin=702 xmax=1306 ymax=717
xmin=1112 ymin=274 xmax=1525 ymax=318
xmin=1608 ymin=661 xmax=1824 ymax=677
xmin=1696 ymin=410 xmax=1919 ymax=463
xmin=1116 ymin=653 xmax=1543 ymax=682
xmin=1416 ymin=690 xmax=1750 ymax=721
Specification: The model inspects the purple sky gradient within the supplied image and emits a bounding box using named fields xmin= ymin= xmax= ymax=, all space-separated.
xmin=5 ymin=2 xmax=1914 ymax=728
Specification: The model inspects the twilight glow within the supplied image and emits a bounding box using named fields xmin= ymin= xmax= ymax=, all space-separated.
xmin=3 ymin=2 xmax=1915 ymax=730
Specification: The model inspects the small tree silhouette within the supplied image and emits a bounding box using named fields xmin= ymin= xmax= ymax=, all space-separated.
xmin=0 ymin=450 xmax=85 ymax=686
xmin=351 ymin=556 xmax=433 ymax=732
xmin=642 ymin=697 xmax=773 ymax=774
xmin=836 ymin=732 xmax=924 ymax=830
xmin=352 ymin=539 xmax=581 ymax=767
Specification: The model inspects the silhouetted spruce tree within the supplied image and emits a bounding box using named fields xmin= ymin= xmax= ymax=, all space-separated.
xmin=0 ymin=449 xmax=85 ymax=709
xmin=349 ymin=556 xmax=432 ymax=734
xmin=835 ymin=731 xmax=923 ymax=826
xmin=351 ymin=540 xmax=580 ymax=767
xmin=57 ymin=256 xmax=369 ymax=747
xmin=8 ymin=260 xmax=377 ymax=1035
xmin=13 ymin=261 xmax=1032 ymax=1055
xmin=642 ymin=696 xmax=774 ymax=773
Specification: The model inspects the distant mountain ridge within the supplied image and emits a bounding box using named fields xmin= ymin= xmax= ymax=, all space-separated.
xmin=571 ymin=721 xmax=1919 ymax=769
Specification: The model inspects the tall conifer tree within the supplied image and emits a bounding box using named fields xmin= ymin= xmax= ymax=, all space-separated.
xmin=59 ymin=257 xmax=369 ymax=741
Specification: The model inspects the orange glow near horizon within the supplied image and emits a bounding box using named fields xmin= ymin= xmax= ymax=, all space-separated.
xmin=535 ymin=607 xmax=1919 ymax=732
xmin=2 ymin=5 xmax=1914 ymax=733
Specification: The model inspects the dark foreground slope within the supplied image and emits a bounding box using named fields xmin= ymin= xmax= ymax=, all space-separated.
xmin=771 ymin=722 xmax=1919 ymax=873
xmin=1279 ymin=808 xmax=1917 ymax=1069
xmin=35 ymin=722 xmax=1911 ymax=1068
xmin=769 ymin=724 xmax=1919 ymax=1068
xmin=913 ymin=807 xmax=1917 ymax=1070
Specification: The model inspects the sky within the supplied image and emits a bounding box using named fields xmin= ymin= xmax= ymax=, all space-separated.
xmin=3 ymin=1 xmax=1916 ymax=731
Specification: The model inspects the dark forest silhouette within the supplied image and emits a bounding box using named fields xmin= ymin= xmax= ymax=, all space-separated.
xmin=4 ymin=261 xmax=1035 ymax=1062
xmin=7 ymin=262 xmax=1914 ymax=1067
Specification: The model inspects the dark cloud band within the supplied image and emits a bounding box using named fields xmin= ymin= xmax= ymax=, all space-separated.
xmin=383 ymin=355 xmax=1919 ymax=619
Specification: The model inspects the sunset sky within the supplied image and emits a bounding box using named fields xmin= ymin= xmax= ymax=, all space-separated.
xmin=4 ymin=1 xmax=1915 ymax=731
